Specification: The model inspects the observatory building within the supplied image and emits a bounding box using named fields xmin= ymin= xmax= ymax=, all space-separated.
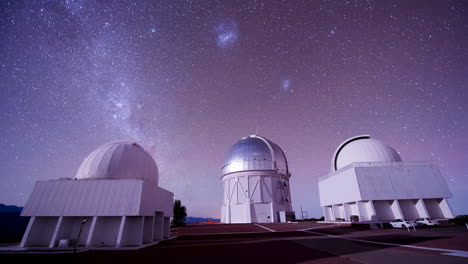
xmin=318 ymin=135 xmax=454 ymax=222
xmin=221 ymin=135 xmax=295 ymax=223
xmin=19 ymin=141 xmax=174 ymax=249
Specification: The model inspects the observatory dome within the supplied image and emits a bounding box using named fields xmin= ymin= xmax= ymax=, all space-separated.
xmin=75 ymin=141 xmax=159 ymax=185
xmin=222 ymin=135 xmax=289 ymax=176
xmin=332 ymin=135 xmax=401 ymax=171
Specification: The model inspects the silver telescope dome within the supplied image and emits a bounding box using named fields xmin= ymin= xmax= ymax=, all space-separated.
xmin=222 ymin=135 xmax=289 ymax=176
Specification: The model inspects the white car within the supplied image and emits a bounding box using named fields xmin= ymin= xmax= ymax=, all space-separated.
xmin=415 ymin=218 xmax=439 ymax=226
xmin=390 ymin=219 xmax=416 ymax=229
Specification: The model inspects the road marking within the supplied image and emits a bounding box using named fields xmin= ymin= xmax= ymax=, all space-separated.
xmin=303 ymin=230 xmax=468 ymax=258
xmin=254 ymin=224 xmax=276 ymax=232
xmin=298 ymin=224 xmax=336 ymax=231
xmin=171 ymin=231 xmax=273 ymax=236
xmin=442 ymin=252 xmax=468 ymax=258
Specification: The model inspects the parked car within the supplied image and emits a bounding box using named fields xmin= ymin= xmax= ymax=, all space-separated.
xmin=390 ymin=219 xmax=416 ymax=229
xmin=449 ymin=215 xmax=468 ymax=226
xmin=415 ymin=218 xmax=439 ymax=226
xmin=350 ymin=215 xmax=359 ymax=222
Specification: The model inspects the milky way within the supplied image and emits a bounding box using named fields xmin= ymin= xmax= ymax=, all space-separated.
xmin=1 ymin=0 xmax=467 ymax=218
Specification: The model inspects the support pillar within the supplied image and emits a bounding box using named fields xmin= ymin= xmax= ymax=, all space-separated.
xmin=20 ymin=216 xmax=36 ymax=248
xmin=247 ymin=203 xmax=252 ymax=223
xmin=138 ymin=216 xmax=145 ymax=245
xmin=331 ymin=205 xmax=336 ymax=221
xmin=270 ymin=202 xmax=275 ymax=223
xmin=154 ymin=212 xmax=164 ymax=241
xmin=368 ymin=200 xmax=377 ymax=221
xmin=330 ymin=205 xmax=335 ymax=221
xmin=415 ymin=199 xmax=429 ymax=218
xmin=49 ymin=216 xmax=63 ymax=248
xmin=115 ymin=216 xmax=126 ymax=247
xmin=85 ymin=216 xmax=97 ymax=247
xmin=143 ymin=216 xmax=154 ymax=243
xmin=439 ymin=198 xmax=454 ymax=218
xmin=340 ymin=204 xmax=346 ymax=221
xmin=247 ymin=176 xmax=252 ymax=223
xmin=163 ymin=217 xmax=170 ymax=239
xmin=391 ymin=200 xmax=403 ymax=219
xmin=343 ymin=203 xmax=352 ymax=222
xmin=356 ymin=201 xmax=365 ymax=221
xmin=322 ymin=207 xmax=328 ymax=221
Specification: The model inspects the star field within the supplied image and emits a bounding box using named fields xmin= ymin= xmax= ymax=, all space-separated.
xmin=1 ymin=0 xmax=467 ymax=218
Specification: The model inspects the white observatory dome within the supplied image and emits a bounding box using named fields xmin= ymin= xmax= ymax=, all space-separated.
xmin=222 ymin=135 xmax=289 ymax=176
xmin=332 ymin=135 xmax=401 ymax=171
xmin=75 ymin=141 xmax=159 ymax=185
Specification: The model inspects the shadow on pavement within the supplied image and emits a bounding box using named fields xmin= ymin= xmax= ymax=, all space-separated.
xmin=2 ymin=230 xmax=456 ymax=264
xmin=354 ymin=234 xmax=451 ymax=245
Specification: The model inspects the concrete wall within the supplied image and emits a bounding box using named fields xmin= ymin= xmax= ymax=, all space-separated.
xmin=251 ymin=203 xmax=272 ymax=223
xmin=324 ymin=197 xmax=454 ymax=222
xmin=319 ymin=163 xmax=454 ymax=222
xmin=21 ymin=217 xmax=58 ymax=247
xmin=399 ymin=199 xmax=419 ymax=219
xmin=415 ymin=199 xmax=429 ymax=218
xmin=324 ymin=206 xmax=333 ymax=221
xmin=357 ymin=201 xmax=371 ymax=221
xmin=118 ymin=216 xmax=143 ymax=246
xmin=372 ymin=200 xmax=395 ymax=221
xmin=350 ymin=203 xmax=359 ymax=216
xmin=90 ymin=216 xmax=121 ymax=247
xmin=20 ymin=178 xmax=174 ymax=248
xmin=140 ymin=183 xmax=174 ymax=217
xmin=424 ymin=199 xmax=445 ymax=219
xmin=51 ymin=216 xmax=82 ymax=247
xmin=153 ymin=212 xmax=164 ymax=241
xmin=249 ymin=176 xmax=262 ymax=202
xmin=229 ymin=203 xmax=250 ymax=223
xmin=332 ymin=204 xmax=344 ymax=219
xmin=319 ymin=167 xmax=361 ymax=206
xmin=356 ymin=164 xmax=452 ymax=201
xmin=261 ymin=177 xmax=273 ymax=202
xmin=142 ymin=216 xmax=154 ymax=243
xmin=163 ymin=217 xmax=170 ymax=239
xmin=439 ymin=198 xmax=454 ymax=218
xmin=221 ymin=171 xmax=293 ymax=223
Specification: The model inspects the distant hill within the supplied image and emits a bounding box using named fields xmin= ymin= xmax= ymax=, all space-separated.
xmin=0 ymin=204 xmax=220 ymax=243
xmin=0 ymin=204 xmax=23 ymax=213
xmin=186 ymin=216 xmax=220 ymax=223
xmin=0 ymin=204 xmax=29 ymax=243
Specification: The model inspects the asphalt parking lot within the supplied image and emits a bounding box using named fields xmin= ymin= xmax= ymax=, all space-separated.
xmin=2 ymin=222 xmax=468 ymax=263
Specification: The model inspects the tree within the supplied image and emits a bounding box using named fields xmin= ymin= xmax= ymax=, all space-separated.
xmin=172 ymin=200 xmax=187 ymax=227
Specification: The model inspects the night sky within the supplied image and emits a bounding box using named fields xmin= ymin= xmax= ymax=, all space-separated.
xmin=1 ymin=0 xmax=467 ymax=218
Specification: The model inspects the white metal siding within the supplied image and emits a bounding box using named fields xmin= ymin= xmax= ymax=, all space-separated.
xmin=139 ymin=183 xmax=174 ymax=216
xmin=318 ymin=167 xmax=361 ymax=206
xmin=356 ymin=164 xmax=452 ymax=200
xmin=21 ymin=179 xmax=143 ymax=216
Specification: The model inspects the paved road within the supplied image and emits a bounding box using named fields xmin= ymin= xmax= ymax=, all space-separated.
xmin=2 ymin=223 xmax=468 ymax=263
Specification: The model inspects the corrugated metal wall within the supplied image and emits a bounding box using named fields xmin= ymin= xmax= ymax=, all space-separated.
xmin=21 ymin=179 xmax=143 ymax=216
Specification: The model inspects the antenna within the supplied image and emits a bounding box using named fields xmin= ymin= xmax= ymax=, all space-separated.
xmin=300 ymin=206 xmax=308 ymax=220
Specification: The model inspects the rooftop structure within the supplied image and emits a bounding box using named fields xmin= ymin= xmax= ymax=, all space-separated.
xmin=319 ymin=135 xmax=454 ymax=223
xmin=19 ymin=141 xmax=173 ymax=249
xmin=221 ymin=135 xmax=295 ymax=223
